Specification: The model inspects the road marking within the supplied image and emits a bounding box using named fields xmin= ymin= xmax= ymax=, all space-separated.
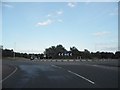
xmin=51 ymin=65 xmax=62 ymax=69
xmin=51 ymin=65 xmax=95 ymax=85
xmin=67 ymin=70 xmax=95 ymax=84
xmin=0 ymin=66 xmax=18 ymax=83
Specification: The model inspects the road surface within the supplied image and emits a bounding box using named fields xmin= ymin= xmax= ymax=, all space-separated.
xmin=2 ymin=59 xmax=119 ymax=88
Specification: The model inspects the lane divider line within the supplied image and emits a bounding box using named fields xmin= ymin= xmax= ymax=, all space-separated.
xmin=0 ymin=66 xmax=18 ymax=83
xmin=51 ymin=65 xmax=62 ymax=69
xmin=67 ymin=70 xmax=95 ymax=84
xmin=51 ymin=64 xmax=95 ymax=85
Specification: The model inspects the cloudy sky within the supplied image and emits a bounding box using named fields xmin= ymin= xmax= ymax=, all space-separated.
xmin=2 ymin=2 xmax=118 ymax=53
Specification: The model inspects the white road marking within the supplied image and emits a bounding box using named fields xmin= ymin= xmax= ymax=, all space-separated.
xmin=0 ymin=66 xmax=18 ymax=83
xmin=51 ymin=65 xmax=95 ymax=85
xmin=67 ymin=70 xmax=95 ymax=84
xmin=51 ymin=65 xmax=62 ymax=69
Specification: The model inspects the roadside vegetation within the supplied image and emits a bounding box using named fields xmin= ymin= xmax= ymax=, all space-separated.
xmin=1 ymin=44 xmax=120 ymax=59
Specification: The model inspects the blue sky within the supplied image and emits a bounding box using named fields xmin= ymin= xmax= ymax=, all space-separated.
xmin=2 ymin=2 xmax=118 ymax=53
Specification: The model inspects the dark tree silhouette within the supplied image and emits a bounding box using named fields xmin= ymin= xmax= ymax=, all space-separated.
xmin=2 ymin=49 xmax=14 ymax=57
xmin=44 ymin=44 xmax=67 ymax=59
xmin=70 ymin=46 xmax=80 ymax=59
xmin=2 ymin=45 xmax=120 ymax=59
xmin=115 ymin=51 xmax=120 ymax=59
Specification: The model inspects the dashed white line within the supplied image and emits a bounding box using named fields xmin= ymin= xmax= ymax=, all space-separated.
xmin=0 ymin=66 xmax=18 ymax=83
xmin=67 ymin=70 xmax=95 ymax=84
xmin=51 ymin=64 xmax=95 ymax=85
xmin=51 ymin=65 xmax=62 ymax=69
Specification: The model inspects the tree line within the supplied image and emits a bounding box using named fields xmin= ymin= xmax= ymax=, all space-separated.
xmin=1 ymin=44 xmax=120 ymax=59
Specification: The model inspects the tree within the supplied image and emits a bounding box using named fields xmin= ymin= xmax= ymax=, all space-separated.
xmin=44 ymin=44 xmax=67 ymax=59
xmin=56 ymin=45 xmax=67 ymax=58
xmin=115 ymin=51 xmax=120 ymax=59
xmin=2 ymin=49 xmax=14 ymax=57
xmin=91 ymin=51 xmax=101 ymax=59
xmin=70 ymin=46 xmax=80 ymax=59
xmin=44 ymin=46 xmax=56 ymax=59
xmin=83 ymin=49 xmax=91 ymax=59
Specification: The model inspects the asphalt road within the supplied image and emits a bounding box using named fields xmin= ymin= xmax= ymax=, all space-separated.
xmin=2 ymin=59 xmax=119 ymax=88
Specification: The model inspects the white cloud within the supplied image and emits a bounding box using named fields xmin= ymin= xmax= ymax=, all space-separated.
xmin=85 ymin=0 xmax=92 ymax=5
xmin=4 ymin=4 xmax=13 ymax=8
xmin=57 ymin=19 xmax=63 ymax=23
xmin=46 ymin=10 xmax=63 ymax=18
xmin=2 ymin=3 xmax=13 ymax=8
xmin=46 ymin=14 xmax=52 ymax=17
xmin=68 ymin=2 xmax=77 ymax=8
xmin=37 ymin=9 xmax=64 ymax=27
xmin=56 ymin=10 xmax=63 ymax=15
xmin=93 ymin=31 xmax=110 ymax=37
xmin=36 ymin=19 xmax=53 ymax=26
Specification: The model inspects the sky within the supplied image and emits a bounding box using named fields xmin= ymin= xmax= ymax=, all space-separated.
xmin=1 ymin=1 xmax=118 ymax=54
